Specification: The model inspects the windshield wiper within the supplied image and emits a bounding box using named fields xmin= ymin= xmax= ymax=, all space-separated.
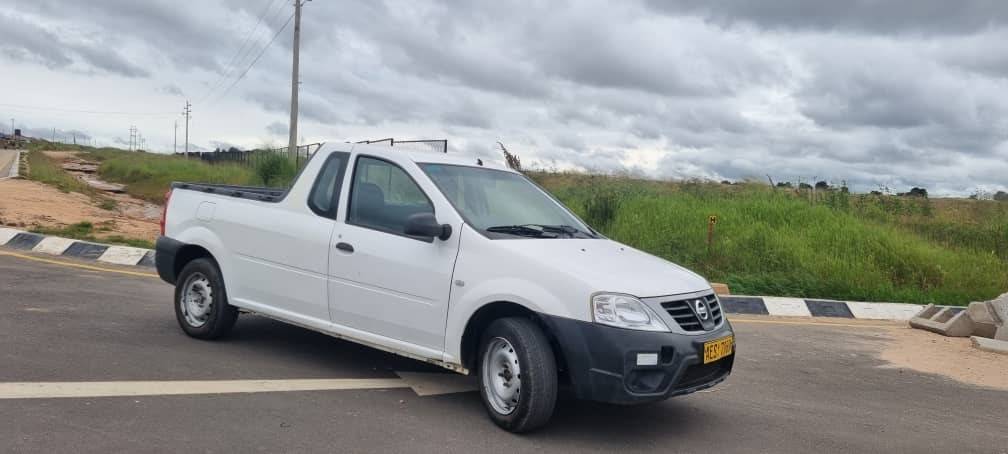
xmin=486 ymin=224 xmax=586 ymax=238
xmin=485 ymin=224 xmax=559 ymax=238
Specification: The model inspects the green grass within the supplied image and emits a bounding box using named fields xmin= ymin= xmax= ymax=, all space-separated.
xmin=82 ymin=149 xmax=261 ymax=203
xmin=25 ymin=150 xmax=96 ymax=195
xmin=28 ymin=221 xmax=154 ymax=249
xmin=533 ymin=172 xmax=1008 ymax=306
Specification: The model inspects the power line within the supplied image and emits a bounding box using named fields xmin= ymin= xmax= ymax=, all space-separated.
xmin=210 ymin=11 xmax=296 ymax=103
xmin=0 ymin=102 xmax=175 ymax=117
xmin=194 ymin=0 xmax=285 ymax=104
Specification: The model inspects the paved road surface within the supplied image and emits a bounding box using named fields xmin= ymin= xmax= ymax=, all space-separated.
xmin=0 ymin=250 xmax=1005 ymax=453
xmin=0 ymin=149 xmax=20 ymax=178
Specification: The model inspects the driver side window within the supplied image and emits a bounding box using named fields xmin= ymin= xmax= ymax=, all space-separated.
xmin=347 ymin=156 xmax=434 ymax=235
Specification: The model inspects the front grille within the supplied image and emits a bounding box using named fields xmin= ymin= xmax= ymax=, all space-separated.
xmin=660 ymin=293 xmax=722 ymax=332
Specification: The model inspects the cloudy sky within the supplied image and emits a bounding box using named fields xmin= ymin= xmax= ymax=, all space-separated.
xmin=1 ymin=0 xmax=1007 ymax=195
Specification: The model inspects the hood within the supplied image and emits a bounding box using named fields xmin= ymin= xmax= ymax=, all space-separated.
xmin=496 ymin=238 xmax=711 ymax=298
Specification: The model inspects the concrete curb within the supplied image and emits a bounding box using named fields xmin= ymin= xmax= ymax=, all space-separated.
xmin=0 ymin=227 xmax=155 ymax=268
xmin=718 ymin=295 xmax=943 ymax=321
xmin=0 ymin=226 xmax=963 ymax=321
xmin=970 ymin=336 xmax=1008 ymax=355
xmin=0 ymin=150 xmax=20 ymax=179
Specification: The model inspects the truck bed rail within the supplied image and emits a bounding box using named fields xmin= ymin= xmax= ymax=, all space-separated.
xmin=171 ymin=182 xmax=286 ymax=202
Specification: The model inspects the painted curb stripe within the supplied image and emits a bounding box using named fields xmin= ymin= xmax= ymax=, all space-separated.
xmin=0 ymin=227 xmax=23 ymax=245
xmin=6 ymin=232 xmax=44 ymax=250
xmin=62 ymin=241 xmax=110 ymax=260
xmin=763 ymin=297 xmax=813 ymax=317
xmin=846 ymin=302 xmax=923 ymax=320
xmin=31 ymin=236 xmax=76 ymax=255
xmin=805 ymin=299 xmax=855 ymax=318
xmin=97 ymin=245 xmax=150 ymax=266
xmin=720 ymin=296 xmax=769 ymax=315
xmin=137 ymin=250 xmax=156 ymax=268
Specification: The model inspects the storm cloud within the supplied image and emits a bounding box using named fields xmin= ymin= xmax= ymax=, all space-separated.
xmin=0 ymin=0 xmax=1006 ymax=195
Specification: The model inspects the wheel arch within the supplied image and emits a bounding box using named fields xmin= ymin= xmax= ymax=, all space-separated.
xmin=173 ymin=244 xmax=217 ymax=278
xmin=459 ymin=301 xmax=568 ymax=379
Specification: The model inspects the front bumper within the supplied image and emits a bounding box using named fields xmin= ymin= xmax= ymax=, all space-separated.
xmin=539 ymin=314 xmax=734 ymax=405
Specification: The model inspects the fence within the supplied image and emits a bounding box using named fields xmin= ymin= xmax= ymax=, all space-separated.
xmin=178 ymin=143 xmax=324 ymax=170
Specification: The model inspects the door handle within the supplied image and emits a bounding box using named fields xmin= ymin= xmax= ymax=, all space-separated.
xmin=335 ymin=242 xmax=354 ymax=253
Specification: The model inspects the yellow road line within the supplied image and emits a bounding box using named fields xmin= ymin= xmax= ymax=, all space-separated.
xmin=0 ymin=250 xmax=158 ymax=278
xmin=729 ymin=317 xmax=899 ymax=328
xmin=0 ymin=379 xmax=410 ymax=399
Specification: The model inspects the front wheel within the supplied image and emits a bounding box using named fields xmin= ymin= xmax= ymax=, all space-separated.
xmin=478 ymin=317 xmax=558 ymax=433
xmin=174 ymin=258 xmax=238 ymax=339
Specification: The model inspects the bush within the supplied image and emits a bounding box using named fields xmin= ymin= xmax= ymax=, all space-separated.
xmin=254 ymin=153 xmax=297 ymax=187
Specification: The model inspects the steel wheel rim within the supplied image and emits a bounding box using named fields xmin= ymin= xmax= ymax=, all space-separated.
xmin=482 ymin=337 xmax=521 ymax=415
xmin=180 ymin=272 xmax=212 ymax=328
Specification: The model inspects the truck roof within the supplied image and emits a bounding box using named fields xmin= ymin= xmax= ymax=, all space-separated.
xmin=345 ymin=142 xmax=514 ymax=173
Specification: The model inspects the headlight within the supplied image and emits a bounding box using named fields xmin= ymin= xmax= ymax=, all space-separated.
xmin=590 ymin=293 xmax=670 ymax=332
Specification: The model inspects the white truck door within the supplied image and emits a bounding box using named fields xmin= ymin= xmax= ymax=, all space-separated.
xmin=328 ymin=155 xmax=460 ymax=352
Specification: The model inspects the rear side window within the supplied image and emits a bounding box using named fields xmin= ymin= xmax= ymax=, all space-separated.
xmin=307 ymin=152 xmax=349 ymax=218
xmin=347 ymin=156 xmax=433 ymax=235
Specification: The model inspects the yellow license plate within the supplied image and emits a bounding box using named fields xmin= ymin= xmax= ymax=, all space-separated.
xmin=703 ymin=335 xmax=734 ymax=364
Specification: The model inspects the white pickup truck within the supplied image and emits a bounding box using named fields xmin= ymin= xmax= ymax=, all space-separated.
xmin=156 ymin=143 xmax=734 ymax=432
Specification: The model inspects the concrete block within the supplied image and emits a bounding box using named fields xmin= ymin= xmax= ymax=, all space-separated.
xmin=97 ymin=245 xmax=149 ymax=266
xmin=909 ymin=304 xmax=976 ymax=337
xmin=763 ymin=297 xmax=812 ymax=317
xmin=711 ymin=283 xmax=730 ymax=296
xmin=31 ymin=236 xmax=76 ymax=255
xmin=987 ymin=294 xmax=1008 ymax=341
xmin=970 ymin=336 xmax=1008 ymax=356
xmin=0 ymin=227 xmax=24 ymax=245
xmin=847 ymin=302 xmax=925 ymax=321
xmin=966 ymin=301 xmax=998 ymax=339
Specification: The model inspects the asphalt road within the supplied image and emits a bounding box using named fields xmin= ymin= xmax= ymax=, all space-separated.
xmin=1 ymin=251 xmax=1005 ymax=453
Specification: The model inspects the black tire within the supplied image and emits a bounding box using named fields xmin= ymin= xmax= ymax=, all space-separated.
xmin=478 ymin=317 xmax=558 ymax=433
xmin=174 ymin=258 xmax=238 ymax=339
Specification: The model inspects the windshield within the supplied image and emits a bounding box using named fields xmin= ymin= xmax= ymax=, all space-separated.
xmin=419 ymin=164 xmax=597 ymax=239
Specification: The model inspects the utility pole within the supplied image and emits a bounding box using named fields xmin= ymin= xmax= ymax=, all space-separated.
xmin=287 ymin=0 xmax=307 ymax=156
xmin=182 ymin=100 xmax=192 ymax=157
xmin=129 ymin=125 xmax=137 ymax=151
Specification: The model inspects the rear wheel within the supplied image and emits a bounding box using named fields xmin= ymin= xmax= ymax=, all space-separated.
xmin=478 ymin=317 xmax=558 ymax=433
xmin=174 ymin=258 xmax=237 ymax=339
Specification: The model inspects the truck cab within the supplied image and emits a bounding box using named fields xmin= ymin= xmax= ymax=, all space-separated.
xmin=156 ymin=143 xmax=734 ymax=432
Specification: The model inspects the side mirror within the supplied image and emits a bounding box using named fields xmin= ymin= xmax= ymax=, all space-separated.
xmin=404 ymin=212 xmax=452 ymax=241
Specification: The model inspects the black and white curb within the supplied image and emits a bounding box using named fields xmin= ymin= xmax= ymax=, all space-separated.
xmin=0 ymin=227 xmax=155 ymax=267
xmin=719 ymin=295 xmax=930 ymax=321
xmin=2 ymin=226 xmax=939 ymax=321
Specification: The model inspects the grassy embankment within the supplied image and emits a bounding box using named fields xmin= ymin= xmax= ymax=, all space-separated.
xmin=82 ymin=149 xmax=260 ymax=204
xmin=534 ymin=172 xmax=1008 ymax=306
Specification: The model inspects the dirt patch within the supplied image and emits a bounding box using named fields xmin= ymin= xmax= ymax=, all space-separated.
xmin=0 ymin=178 xmax=159 ymax=241
xmin=732 ymin=315 xmax=1008 ymax=390
xmin=878 ymin=326 xmax=1008 ymax=390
